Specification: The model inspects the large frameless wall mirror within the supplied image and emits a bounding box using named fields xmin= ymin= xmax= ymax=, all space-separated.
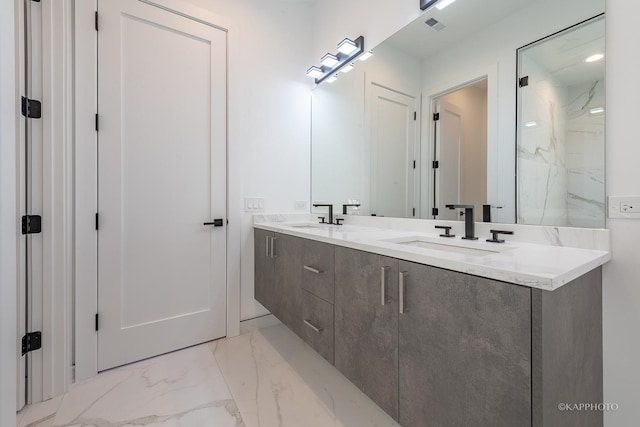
xmin=517 ymin=15 xmax=605 ymax=228
xmin=311 ymin=0 xmax=606 ymax=227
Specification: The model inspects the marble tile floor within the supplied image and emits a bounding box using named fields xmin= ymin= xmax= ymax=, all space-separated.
xmin=17 ymin=315 xmax=399 ymax=427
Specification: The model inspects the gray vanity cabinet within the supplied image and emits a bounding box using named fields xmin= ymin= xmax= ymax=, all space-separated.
xmin=397 ymin=260 xmax=532 ymax=427
xmin=254 ymin=230 xmax=304 ymax=337
xmin=334 ymin=247 xmax=400 ymax=421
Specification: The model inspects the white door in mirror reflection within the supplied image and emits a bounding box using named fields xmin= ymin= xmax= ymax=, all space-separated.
xmin=436 ymin=100 xmax=462 ymax=221
xmin=433 ymin=79 xmax=488 ymax=222
xmin=370 ymin=84 xmax=418 ymax=218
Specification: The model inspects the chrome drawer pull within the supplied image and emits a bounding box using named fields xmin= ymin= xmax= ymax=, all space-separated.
xmin=399 ymin=271 xmax=408 ymax=314
xmin=265 ymin=236 xmax=271 ymax=258
xmin=304 ymin=319 xmax=323 ymax=333
xmin=381 ymin=266 xmax=390 ymax=306
xmin=270 ymin=237 xmax=277 ymax=258
xmin=303 ymin=265 xmax=323 ymax=274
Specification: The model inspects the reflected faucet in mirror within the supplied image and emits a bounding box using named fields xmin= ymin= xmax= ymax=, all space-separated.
xmin=445 ymin=204 xmax=477 ymax=240
xmin=342 ymin=203 xmax=361 ymax=214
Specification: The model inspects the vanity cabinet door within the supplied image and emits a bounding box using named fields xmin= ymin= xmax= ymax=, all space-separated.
xmin=254 ymin=228 xmax=276 ymax=314
xmin=398 ymin=261 xmax=532 ymax=427
xmin=334 ymin=247 xmax=400 ymax=421
xmin=273 ymin=233 xmax=304 ymax=337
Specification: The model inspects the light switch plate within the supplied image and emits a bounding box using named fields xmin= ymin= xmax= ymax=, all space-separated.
xmin=608 ymin=196 xmax=640 ymax=219
xmin=244 ymin=197 xmax=265 ymax=212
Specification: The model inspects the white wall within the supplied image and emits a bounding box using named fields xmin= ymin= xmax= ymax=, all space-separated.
xmin=186 ymin=0 xmax=314 ymax=321
xmin=314 ymin=0 xmax=640 ymax=424
xmin=604 ymin=1 xmax=640 ymax=425
xmin=0 ymin=0 xmax=17 ymax=425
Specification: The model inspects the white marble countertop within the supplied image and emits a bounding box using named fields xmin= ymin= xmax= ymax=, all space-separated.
xmin=253 ymin=219 xmax=611 ymax=291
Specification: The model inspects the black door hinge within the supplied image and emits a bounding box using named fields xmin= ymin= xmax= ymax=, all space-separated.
xmin=95 ymin=11 xmax=99 ymax=31
xmin=413 ymin=160 xmax=416 ymax=169
xmin=433 ymin=112 xmax=440 ymax=121
xmin=21 ymin=97 xmax=42 ymax=119
xmin=21 ymin=215 xmax=42 ymax=234
xmin=412 ymin=208 xmax=416 ymax=217
xmin=432 ymin=208 xmax=439 ymax=216
xmin=95 ymin=213 xmax=99 ymax=230
xmin=432 ymin=160 xmax=439 ymax=169
xmin=22 ymin=332 xmax=42 ymax=356
xmin=414 ymin=111 xmax=417 ymax=121
xmin=519 ymin=76 xmax=529 ymax=87
xmin=95 ymin=113 xmax=99 ymax=131
xmin=95 ymin=313 xmax=99 ymax=331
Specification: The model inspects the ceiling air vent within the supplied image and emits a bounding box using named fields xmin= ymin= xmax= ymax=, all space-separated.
xmin=425 ymin=18 xmax=446 ymax=32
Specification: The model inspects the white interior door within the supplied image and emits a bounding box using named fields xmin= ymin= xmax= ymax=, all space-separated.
xmin=435 ymin=100 xmax=462 ymax=221
xmin=97 ymin=0 xmax=227 ymax=371
xmin=370 ymin=84 xmax=418 ymax=218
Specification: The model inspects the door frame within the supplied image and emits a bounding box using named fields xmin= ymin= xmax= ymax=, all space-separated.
xmin=421 ymin=64 xmax=498 ymax=220
xmin=74 ymin=0 xmax=240 ymax=382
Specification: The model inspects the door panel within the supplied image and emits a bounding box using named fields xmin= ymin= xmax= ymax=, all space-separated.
xmin=435 ymin=100 xmax=462 ymax=220
xmin=98 ymin=0 xmax=227 ymax=371
xmin=370 ymin=84 xmax=418 ymax=218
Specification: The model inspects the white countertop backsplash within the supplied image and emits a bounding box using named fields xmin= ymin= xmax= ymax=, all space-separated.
xmin=253 ymin=213 xmax=611 ymax=291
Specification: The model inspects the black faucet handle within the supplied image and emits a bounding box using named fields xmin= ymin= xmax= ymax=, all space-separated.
xmin=318 ymin=216 xmax=326 ymax=224
xmin=435 ymin=225 xmax=455 ymax=238
xmin=334 ymin=218 xmax=344 ymax=225
xmin=487 ymin=229 xmax=514 ymax=243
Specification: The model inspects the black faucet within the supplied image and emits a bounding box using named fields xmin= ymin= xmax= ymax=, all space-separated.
xmin=445 ymin=204 xmax=477 ymax=240
xmin=313 ymin=204 xmax=334 ymax=224
xmin=342 ymin=203 xmax=361 ymax=215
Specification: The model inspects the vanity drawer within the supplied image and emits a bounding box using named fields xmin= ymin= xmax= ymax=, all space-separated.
xmin=301 ymin=289 xmax=334 ymax=364
xmin=302 ymin=239 xmax=335 ymax=303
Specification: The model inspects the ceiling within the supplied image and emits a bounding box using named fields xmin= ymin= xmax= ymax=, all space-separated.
xmin=384 ymin=0 xmax=535 ymax=60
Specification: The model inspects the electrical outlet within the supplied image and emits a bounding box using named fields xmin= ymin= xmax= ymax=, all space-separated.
xmin=608 ymin=196 xmax=640 ymax=219
xmin=244 ymin=197 xmax=265 ymax=212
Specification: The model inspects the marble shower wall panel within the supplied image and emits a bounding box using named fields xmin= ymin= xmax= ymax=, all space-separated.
xmin=565 ymin=80 xmax=606 ymax=228
xmin=518 ymin=57 xmax=570 ymax=226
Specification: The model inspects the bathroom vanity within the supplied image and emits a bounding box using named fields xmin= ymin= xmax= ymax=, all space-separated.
xmin=254 ymin=217 xmax=609 ymax=427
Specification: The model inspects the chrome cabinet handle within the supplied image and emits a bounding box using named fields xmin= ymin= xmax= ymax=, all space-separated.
xmin=399 ymin=271 xmax=408 ymax=314
xmin=270 ymin=237 xmax=277 ymax=258
xmin=304 ymin=319 xmax=323 ymax=333
xmin=265 ymin=236 xmax=271 ymax=258
xmin=303 ymin=265 xmax=323 ymax=274
xmin=381 ymin=266 xmax=390 ymax=306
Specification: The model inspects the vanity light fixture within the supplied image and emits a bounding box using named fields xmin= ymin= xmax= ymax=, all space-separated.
xmin=306 ymin=36 xmax=365 ymax=84
xmin=359 ymin=50 xmax=374 ymax=61
xmin=589 ymin=107 xmax=605 ymax=115
xmin=525 ymin=121 xmax=538 ymax=127
xmin=337 ymin=38 xmax=359 ymax=55
xmin=420 ymin=0 xmax=456 ymax=11
xmin=341 ymin=63 xmax=355 ymax=73
xmin=321 ymin=53 xmax=340 ymax=67
xmin=306 ymin=66 xmax=323 ymax=79
xmin=585 ymin=53 xmax=604 ymax=63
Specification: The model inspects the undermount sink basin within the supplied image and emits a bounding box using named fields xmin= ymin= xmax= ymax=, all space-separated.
xmin=287 ymin=223 xmax=336 ymax=230
xmin=381 ymin=236 xmax=515 ymax=257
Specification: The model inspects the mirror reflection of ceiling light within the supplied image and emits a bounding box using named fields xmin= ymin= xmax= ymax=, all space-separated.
xmin=589 ymin=107 xmax=605 ymax=115
xmin=337 ymin=38 xmax=358 ymax=55
xmin=359 ymin=50 xmax=373 ymax=61
xmin=435 ymin=0 xmax=457 ymax=10
xmin=585 ymin=53 xmax=604 ymax=63
xmin=326 ymin=74 xmax=338 ymax=83
xmin=525 ymin=121 xmax=538 ymax=127
xmin=341 ymin=63 xmax=355 ymax=73
xmin=321 ymin=54 xmax=339 ymax=67
xmin=306 ymin=66 xmax=323 ymax=79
